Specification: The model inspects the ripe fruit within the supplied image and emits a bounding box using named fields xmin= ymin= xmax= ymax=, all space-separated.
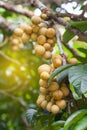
xmin=46 ymin=28 xmax=56 ymax=38
xmin=40 ymin=87 xmax=47 ymax=95
xmin=39 ymin=22 xmax=47 ymax=28
xmin=40 ymin=71 xmax=50 ymax=80
xmin=48 ymin=82 xmax=59 ymax=91
xmin=31 ymin=16 xmax=41 ymax=25
xmin=53 ymin=59 xmax=62 ymax=68
xmin=31 ymin=33 xmax=37 ymax=41
xmin=37 ymin=35 xmax=46 ymax=45
xmin=41 ymin=13 xmax=47 ymax=20
xmin=52 ymin=54 xmax=62 ymax=61
xmin=41 ymin=100 xmax=48 ymax=109
xmin=35 ymin=45 xmax=45 ymax=56
xmin=56 ymin=100 xmax=66 ymax=109
xmin=53 ymin=90 xmax=63 ymax=100
xmin=21 ymin=33 xmax=30 ymax=43
xmin=39 ymin=79 xmax=48 ymax=87
xmin=32 ymin=24 xmax=39 ymax=33
xmin=12 ymin=38 xmax=19 ymax=45
xmin=38 ymin=64 xmax=51 ymax=74
xmin=24 ymin=25 xmax=32 ymax=34
xmin=36 ymin=95 xmax=45 ymax=106
xmin=61 ymin=83 xmax=69 ymax=97
xmin=46 ymin=102 xmax=53 ymax=112
xmin=51 ymin=105 xmax=60 ymax=114
xmin=43 ymin=51 xmax=52 ymax=59
xmin=39 ymin=27 xmax=47 ymax=36
xmin=43 ymin=43 xmax=51 ymax=50
xmin=68 ymin=58 xmax=78 ymax=64
xmin=14 ymin=28 xmax=23 ymax=36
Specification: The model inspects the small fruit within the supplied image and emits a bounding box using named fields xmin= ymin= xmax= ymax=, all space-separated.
xmin=14 ymin=28 xmax=23 ymax=36
xmin=39 ymin=27 xmax=47 ymax=36
xmin=56 ymin=100 xmax=66 ymax=109
xmin=53 ymin=59 xmax=62 ymax=68
xmin=21 ymin=33 xmax=30 ymax=43
xmin=53 ymin=90 xmax=63 ymax=100
xmin=61 ymin=83 xmax=69 ymax=97
xmin=52 ymin=54 xmax=62 ymax=61
xmin=39 ymin=79 xmax=48 ymax=87
xmin=12 ymin=38 xmax=19 ymax=45
xmin=51 ymin=105 xmax=60 ymax=114
xmin=43 ymin=51 xmax=52 ymax=59
xmin=25 ymin=25 xmax=32 ymax=34
xmin=32 ymin=24 xmax=39 ymax=33
xmin=36 ymin=95 xmax=45 ymax=106
xmin=38 ymin=64 xmax=51 ymax=74
xmin=48 ymin=82 xmax=59 ymax=91
xmin=40 ymin=71 xmax=50 ymax=80
xmin=47 ymin=39 xmax=54 ymax=45
xmin=31 ymin=16 xmax=41 ymax=25
xmin=41 ymin=13 xmax=47 ymax=20
xmin=41 ymin=100 xmax=48 ymax=109
xmin=35 ymin=45 xmax=45 ymax=56
xmin=43 ymin=43 xmax=51 ymax=50
xmin=68 ymin=58 xmax=78 ymax=64
xmin=37 ymin=35 xmax=46 ymax=45
xmin=39 ymin=22 xmax=47 ymax=28
xmin=40 ymin=87 xmax=47 ymax=95
xmin=31 ymin=33 xmax=37 ymax=41
xmin=46 ymin=102 xmax=53 ymax=112
xmin=46 ymin=28 xmax=56 ymax=38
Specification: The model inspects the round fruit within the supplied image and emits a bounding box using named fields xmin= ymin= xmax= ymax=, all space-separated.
xmin=38 ymin=64 xmax=51 ymax=74
xmin=48 ymin=82 xmax=59 ymax=91
xmin=36 ymin=95 xmax=45 ymax=106
xmin=12 ymin=38 xmax=19 ymax=45
xmin=37 ymin=35 xmax=46 ymax=45
xmin=53 ymin=90 xmax=63 ymax=100
xmin=31 ymin=16 xmax=41 ymax=25
xmin=35 ymin=45 xmax=45 ymax=56
xmin=40 ymin=87 xmax=47 ymax=95
xmin=24 ymin=25 xmax=32 ymax=34
xmin=53 ymin=59 xmax=62 ymax=68
xmin=20 ymin=24 xmax=27 ymax=31
xmin=68 ymin=58 xmax=78 ymax=64
xmin=43 ymin=51 xmax=52 ymax=59
xmin=32 ymin=24 xmax=39 ymax=33
xmin=41 ymin=13 xmax=47 ymax=20
xmin=61 ymin=83 xmax=69 ymax=97
xmin=21 ymin=33 xmax=30 ymax=43
xmin=40 ymin=71 xmax=50 ymax=80
xmin=39 ymin=27 xmax=47 ymax=36
xmin=39 ymin=22 xmax=47 ymax=28
xmin=47 ymin=39 xmax=54 ymax=45
xmin=46 ymin=28 xmax=56 ymax=38
xmin=31 ymin=33 xmax=37 ymax=41
xmin=14 ymin=28 xmax=23 ymax=36
xmin=41 ymin=100 xmax=48 ymax=109
xmin=56 ymin=100 xmax=66 ymax=109
xmin=46 ymin=102 xmax=53 ymax=112
xmin=51 ymin=105 xmax=60 ymax=114
xmin=43 ymin=43 xmax=51 ymax=50
xmin=39 ymin=79 xmax=48 ymax=87
xmin=52 ymin=54 xmax=62 ymax=61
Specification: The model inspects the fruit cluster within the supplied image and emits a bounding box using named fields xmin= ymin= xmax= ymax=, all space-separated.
xmin=37 ymin=54 xmax=70 ymax=114
xmin=10 ymin=15 xmax=56 ymax=60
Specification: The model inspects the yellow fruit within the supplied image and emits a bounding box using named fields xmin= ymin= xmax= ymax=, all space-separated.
xmin=31 ymin=16 xmax=41 ymax=25
xmin=20 ymin=24 xmax=27 ymax=31
xmin=25 ymin=25 xmax=32 ymax=34
xmin=39 ymin=22 xmax=47 ymax=28
xmin=12 ymin=38 xmax=19 ymax=45
xmin=53 ymin=90 xmax=63 ymax=100
xmin=43 ymin=43 xmax=51 ymax=50
xmin=40 ymin=71 xmax=50 ymax=80
xmin=14 ymin=28 xmax=23 ymax=36
xmin=17 ymin=43 xmax=24 ymax=48
xmin=40 ymin=87 xmax=47 ymax=95
xmin=38 ymin=64 xmax=51 ymax=74
xmin=37 ymin=35 xmax=46 ymax=45
xmin=56 ymin=100 xmax=66 ymax=109
xmin=53 ymin=59 xmax=62 ymax=68
xmin=21 ymin=33 xmax=30 ymax=43
xmin=10 ymin=44 xmax=19 ymax=51
xmin=31 ymin=33 xmax=37 ymax=41
xmin=41 ymin=100 xmax=48 ymax=109
xmin=52 ymin=54 xmax=62 ymax=61
xmin=35 ymin=45 xmax=45 ymax=56
xmin=32 ymin=24 xmax=39 ymax=33
xmin=36 ymin=95 xmax=45 ymax=106
xmin=51 ymin=105 xmax=60 ymax=114
xmin=48 ymin=82 xmax=59 ymax=91
xmin=46 ymin=102 xmax=53 ymax=112
xmin=39 ymin=27 xmax=47 ymax=36
xmin=47 ymin=39 xmax=54 ymax=45
xmin=68 ymin=58 xmax=78 ymax=64
xmin=46 ymin=28 xmax=56 ymax=38
xmin=61 ymin=83 xmax=69 ymax=97
xmin=39 ymin=79 xmax=48 ymax=87
xmin=41 ymin=13 xmax=47 ymax=20
xmin=43 ymin=51 xmax=52 ymax=59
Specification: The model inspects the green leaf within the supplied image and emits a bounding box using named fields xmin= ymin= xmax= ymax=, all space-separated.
xmin=69 ymin=64 xmax=87 ymax=95
xmin=64 ymin=109 xmax=87 ymax=130
xmin=63 ymin=21 xmax=87 ymax=43
xmin=72 ymin=116 xmax=87 ymax=130
xmin=52 ymin=120 xmax=65 ymax=127
xmin=48 ymin=64 xmax=75 ymax=85
xmin=56 ymin=69 xmax=69 ymax=84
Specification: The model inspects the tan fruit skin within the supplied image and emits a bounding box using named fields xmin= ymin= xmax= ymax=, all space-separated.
xmin=43 ymin=51 xmax=52 ymax=59
xmin=39 ymin=79 xmax=48 ymax=87
xmin=41 ymin=100 xmax=48 ymax=109
xmin=68 ymin=58 xmax=78 ymax=64
xmin=38 ymin=64 xmax=50 ymax=74
xmin=56 ymin=100 xmax=67 ymax=109
xmin=53 ymin=90 xmax=63 ymax=100
xmin=36 ymin=96 xmax=45 ymax=106
xmin=31 ymin=33 xmax=37 ymax=41
xmin=40 ymin=87 xmax=48 ymax=95
xmin=46 ymin=102 xmax=53 ymax=112
xmin=51 ymin=105 xmax=60 ymax=114
xmin=40 ymin=71 xmax=50 ymax=80
xmin=39 ymin=27 xmax=47 ymax=36
xmin=37 ymin=35 xmax=46 ymax=45
xmin=61 ymin=84 xmax=69 ymax=97
xmin=48 ymin=82 xmax=59 ymax=91
xmin=35 ymin=45 xmax=45 ymax=56
xmin=46 ymin=28 xmax=56 ymax=38
xmin=31 ymin=16 xmax=41 ymax=25
xmin=14 ymin=28 xmax=23 ymax=37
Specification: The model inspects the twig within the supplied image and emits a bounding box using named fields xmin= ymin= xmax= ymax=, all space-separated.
xmin=0 ymin=37 xmax=9 ymax=48
xmin=0 ymin=50 xmax=21 ymax=65
xmin=0 ymin=89 xmax=26 ymax=108
xmin=21 ymin=115 xmax=30 ymax=130
xmin=0 ymin=1 xmax=34 ymax=18
xmin=54 ymin=24 xmax=67 ymax=65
